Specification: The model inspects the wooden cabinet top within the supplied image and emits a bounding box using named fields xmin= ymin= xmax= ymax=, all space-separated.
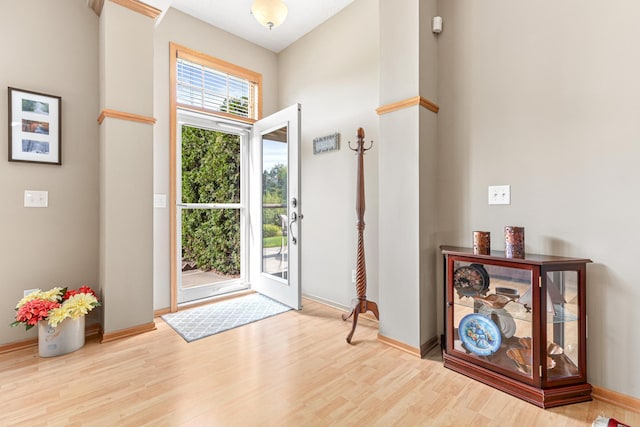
xmin=440 ymin=245 xmax=592 ymax=266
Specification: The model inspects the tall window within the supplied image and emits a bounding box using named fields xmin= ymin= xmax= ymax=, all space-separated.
xmin=172 ymin=43 xmax=262 ymax=123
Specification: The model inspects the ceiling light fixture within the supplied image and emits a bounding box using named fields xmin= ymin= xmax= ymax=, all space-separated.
xmin=251 ymin=0 xmax=288 ymax=30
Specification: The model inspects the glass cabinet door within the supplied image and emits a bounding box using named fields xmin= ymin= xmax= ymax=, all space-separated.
xmin=543 ymin=269 xmax=584 ymax=384
xmin=448 ymin=259 xmax=537 ymax=383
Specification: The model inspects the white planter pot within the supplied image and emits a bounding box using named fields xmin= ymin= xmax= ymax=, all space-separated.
xmin=38 ymin=316 xmax=85 ymax=357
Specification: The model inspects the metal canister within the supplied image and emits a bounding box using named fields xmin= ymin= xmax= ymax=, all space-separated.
xmin=473 ymin=231 xmax=491 ymax=255
xmin=504 ymin=226 xmax=525 ymax=258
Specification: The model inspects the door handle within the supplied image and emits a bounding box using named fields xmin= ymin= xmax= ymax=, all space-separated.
xmin=289 ymin=212 xmax=297 ymax=245
xmin=289 ymin=212 xmax=303 ymax=245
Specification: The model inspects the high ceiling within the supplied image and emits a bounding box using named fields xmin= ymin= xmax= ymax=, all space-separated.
xmin=143 ymin=0 xmax=355 ymax=53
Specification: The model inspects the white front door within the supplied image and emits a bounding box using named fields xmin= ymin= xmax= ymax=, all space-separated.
xmin=250 ymin=104 xmax=302 ymax=309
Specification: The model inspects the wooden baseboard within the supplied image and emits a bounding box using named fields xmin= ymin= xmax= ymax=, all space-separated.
xmin=100 ymin=322 xmax=157 ymax=343
xmin=0 ymin=322 xmax=103 ymax=354
xmin=0 ymin=337 xmax=37 ymax=354
xmin=592 ymin=385 xmax=640 ymax=414
xmin=86 ymin=323 xmax=102 ymax=337
xmin=420 ymin=336 xmax=439 ymax=357
xmin=377 ymin=334 xmax=439 ymax=358
xmin=377 ymin=334 xmax=422 ymax=357
xmin=303 ymin=294 xmax=380 ymax=323
xmin=154 ymin=307 xmax=171 ymax=317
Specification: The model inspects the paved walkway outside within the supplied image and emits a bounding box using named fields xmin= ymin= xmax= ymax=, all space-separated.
xmin=181 ymin=246 xmax=287 ymax=289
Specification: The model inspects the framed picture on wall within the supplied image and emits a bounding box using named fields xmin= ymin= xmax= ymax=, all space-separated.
xmin=8 ymin=87 xmax=62 ymax=165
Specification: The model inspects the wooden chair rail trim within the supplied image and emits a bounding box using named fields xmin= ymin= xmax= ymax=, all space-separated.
xmin=592 ymin=385 xmax=640 ymax=414
xmin=376 ymin=96 xmax=440 ymax=115
xmin=109 ymin=0 xmax=161 ymax=19
xmin=98 ymin=109 xmax=157 ymax=125
xmin=100 ymin=321 xmax=157 ymax=343
xmin=0 ymin=323 xmax=102 ymax=354
xmin=377 ymin=333 xmax=422 ymax=357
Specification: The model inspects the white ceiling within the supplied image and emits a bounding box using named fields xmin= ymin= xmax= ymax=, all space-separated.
xmin=144 ymin=0 xmax=355 ymax=53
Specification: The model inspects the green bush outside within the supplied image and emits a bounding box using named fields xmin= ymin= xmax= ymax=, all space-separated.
xmin=181 ymin=121 xmax=289 ymax=275
xmin=181 ymin=126 xmax=240 ymax=275
xmin=263 ymin=224 xmax=282 ymax=238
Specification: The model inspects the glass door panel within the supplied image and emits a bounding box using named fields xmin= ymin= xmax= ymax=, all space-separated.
xmin=261 ymin=128 xmax=288 ymax=280
xmin=451 ymin=260 xmax=535 ymax=381
xmin=545 ymin=270 xmax=581 ymax=381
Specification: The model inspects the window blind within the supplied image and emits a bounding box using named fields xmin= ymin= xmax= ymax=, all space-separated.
xmin=176 ymin=58 xmax=257 ymax=119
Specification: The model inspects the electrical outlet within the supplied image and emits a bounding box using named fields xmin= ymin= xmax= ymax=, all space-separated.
xmin=488 ymin=185 xmax=510 ymax=205
xmin=351 ymin=269 xmax=356 ymax=283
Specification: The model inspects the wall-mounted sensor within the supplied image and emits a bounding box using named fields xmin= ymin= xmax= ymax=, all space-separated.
xmin=432 ymin=16 xmax=443 ymax=34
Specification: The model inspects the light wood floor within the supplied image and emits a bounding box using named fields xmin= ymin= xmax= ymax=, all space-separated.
xmin=0 ymin=299 xmax=637 ymax=426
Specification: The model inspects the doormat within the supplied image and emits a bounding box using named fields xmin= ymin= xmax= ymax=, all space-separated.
xmin=162 ymin=293 xmax=291 ymax=342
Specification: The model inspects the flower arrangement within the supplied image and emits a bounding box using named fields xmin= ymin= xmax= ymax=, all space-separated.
xmin=10 ymin=286 xmax=101 ymax=331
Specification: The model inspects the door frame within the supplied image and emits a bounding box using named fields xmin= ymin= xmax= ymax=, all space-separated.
xmin=169 ymin=105 xmax=301 ymax=311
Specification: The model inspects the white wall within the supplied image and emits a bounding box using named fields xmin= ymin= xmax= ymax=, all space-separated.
xmin=438 ymin=0 xmax=640 ymax=399
xmin=153 ymin=8 xmax=279 ymax=310
xmin=0 ymin=0 xmax=99 ymax=344
xmin=278 ymin=0 xmax=380 ymax=310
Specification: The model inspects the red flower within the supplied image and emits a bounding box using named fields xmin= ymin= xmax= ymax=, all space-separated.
xmin=62 ymin=286 xmax=97 ymax=300
xmin=15 ymin=299 xmax=61 ymax=326
xmin=77 ymin=285 xmax=97 ymax=298
xmin=63 ymin=290 xmax=79 ymax=299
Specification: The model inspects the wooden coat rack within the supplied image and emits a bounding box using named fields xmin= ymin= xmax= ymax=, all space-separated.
xmin=342 ymin=128 xmax=379 ymax=343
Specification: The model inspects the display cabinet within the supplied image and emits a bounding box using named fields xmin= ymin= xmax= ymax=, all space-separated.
xmin=441 ymin=246 xmax=592 ymax=408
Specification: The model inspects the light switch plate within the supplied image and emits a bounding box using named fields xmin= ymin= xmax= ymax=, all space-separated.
xmin=154 ymin=194 xmax=167 ymax=208
xmin=488 ymin=185 xmax=510 ymax=205
xmin=24 ymin=190 xmax=48 ymax=208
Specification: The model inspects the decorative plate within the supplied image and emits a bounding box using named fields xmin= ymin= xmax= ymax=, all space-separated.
xmin=453 ymin=264 xmax=490 ymax=298
xmin=458 ymin=313 xmax=501 ymax=356
xmin=478 ymin=306 xmax=516 ymax=339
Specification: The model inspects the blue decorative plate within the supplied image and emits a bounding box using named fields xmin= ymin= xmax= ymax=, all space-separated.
xmin=458 ymin=313 xmax=502 ymax=356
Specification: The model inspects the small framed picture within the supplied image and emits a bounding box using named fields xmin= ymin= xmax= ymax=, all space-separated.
xmin=8 ymin=87 xmax=62 ymax=165
xmin=313 ymin=132 xmax=340 ymax=155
